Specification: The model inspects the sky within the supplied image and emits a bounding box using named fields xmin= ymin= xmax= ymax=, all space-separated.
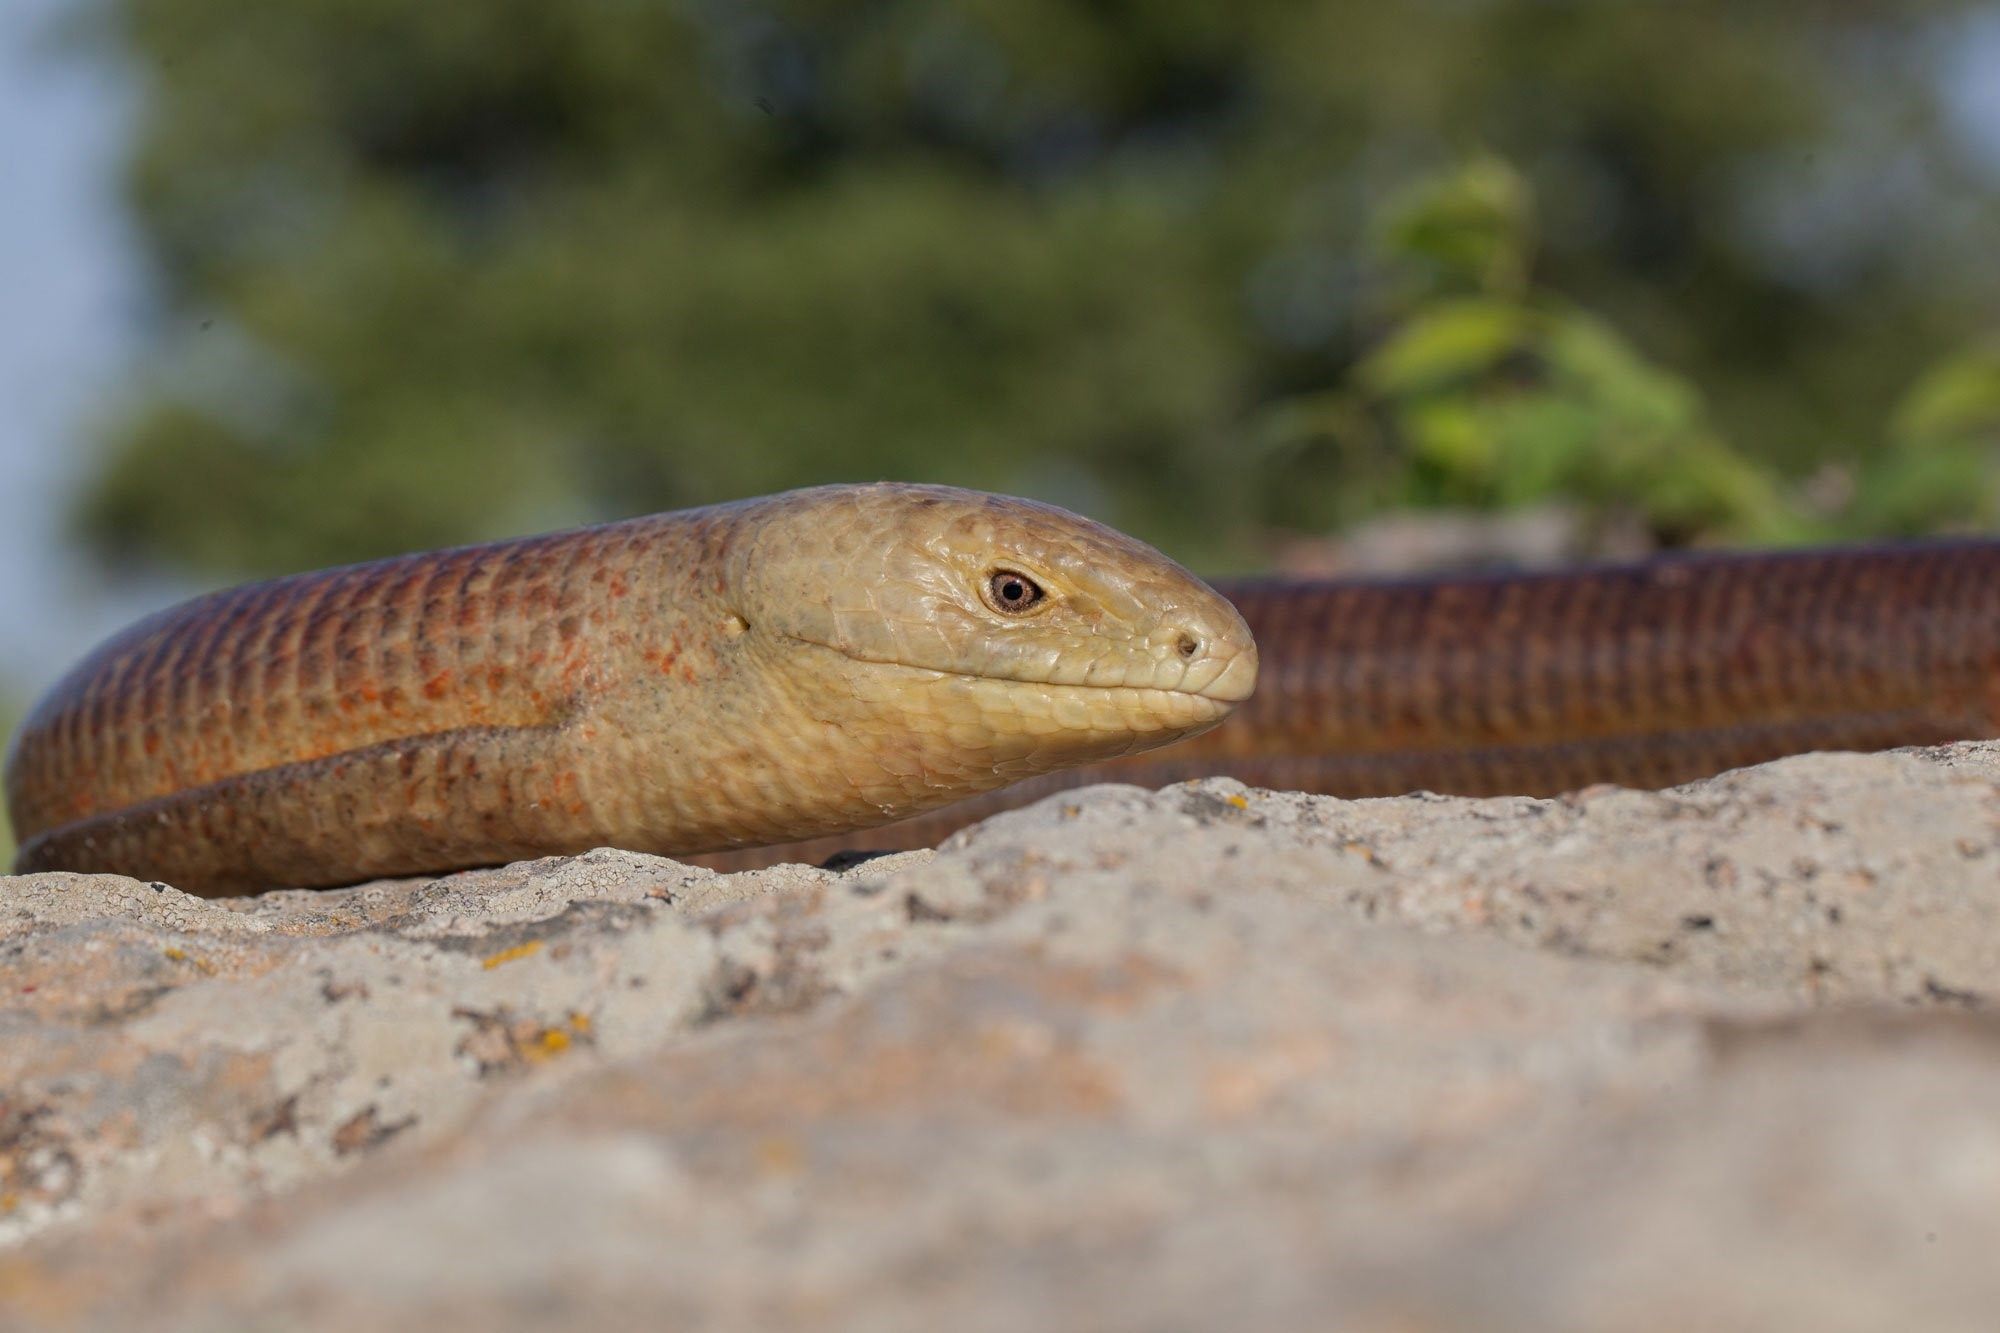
xmin=0 ymin=0 xmax=155 ymax=697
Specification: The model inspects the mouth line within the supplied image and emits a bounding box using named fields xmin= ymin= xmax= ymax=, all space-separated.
xmin=779 ymin=633 xmax=1242 ymax=705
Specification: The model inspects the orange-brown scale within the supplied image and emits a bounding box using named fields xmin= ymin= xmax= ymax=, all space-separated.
xmin=8 ymin=521 xmax=660 ymax=858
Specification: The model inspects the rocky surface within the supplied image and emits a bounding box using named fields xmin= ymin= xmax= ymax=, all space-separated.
xmin=1 ymin=742 xmax=1998 ymax=1330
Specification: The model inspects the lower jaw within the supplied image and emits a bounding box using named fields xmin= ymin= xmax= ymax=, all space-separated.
xmin=948 ymin=688 xmax=1238 ymax=780
xmin=1006 ymin=687 xmax=1237 ymax=746
xmin=782 ymin=646 xmax=1240 ymax=785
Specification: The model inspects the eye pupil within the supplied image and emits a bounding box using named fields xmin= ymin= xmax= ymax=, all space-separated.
xmin=988 ymin=570 xmax=1044 ymax=613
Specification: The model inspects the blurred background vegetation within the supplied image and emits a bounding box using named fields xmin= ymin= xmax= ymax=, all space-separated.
xmin=65 ymin=0 xmax=2000 ymax=585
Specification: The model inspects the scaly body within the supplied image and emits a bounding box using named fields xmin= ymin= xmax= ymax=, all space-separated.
xmin=5 ymin=485 xmax=1255 ymax=893
xmin=9 ymin=486 xmax=1998 ymax=890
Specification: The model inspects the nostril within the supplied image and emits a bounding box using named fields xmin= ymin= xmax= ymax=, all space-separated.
xmin=1176 ymin=633 xmax=1200 ymax=659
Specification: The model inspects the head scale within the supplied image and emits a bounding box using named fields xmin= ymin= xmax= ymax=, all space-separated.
xmin=725 ymin=483 xmax=1256 ymax=804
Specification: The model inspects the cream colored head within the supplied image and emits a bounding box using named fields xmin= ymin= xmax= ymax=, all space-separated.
xmin=722 ymin=483 xmax=1256 ymax=811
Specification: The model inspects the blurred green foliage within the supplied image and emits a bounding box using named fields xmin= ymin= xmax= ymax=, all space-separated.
xmin=77 ymin=0 xmax=2000 ymax=574
xmin=1864 ymin=340 xmax=2000 ymax=532
xmin=1251 ymin=158 xmax=1803 ymax=544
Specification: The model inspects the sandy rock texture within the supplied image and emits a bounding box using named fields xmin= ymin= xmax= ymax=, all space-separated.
xmin=1 ymin=742 xmax=1998 ymax=1331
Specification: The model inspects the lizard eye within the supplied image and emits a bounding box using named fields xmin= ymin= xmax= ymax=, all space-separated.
xmin=985 ymin=570 xmax=1046 ymax=615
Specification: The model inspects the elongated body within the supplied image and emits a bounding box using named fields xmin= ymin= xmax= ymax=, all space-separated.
xmin=5 ymin=485 xmax=1256 ymax=893
xmin=694 ymin=540 xmax=2000 ymax=870
xmin=10 ymin=489 xmax=1999 ymax=891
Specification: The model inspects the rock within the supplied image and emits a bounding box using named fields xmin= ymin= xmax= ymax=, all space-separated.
xmin=0 ymin=743 xmax=1997 ymax=1331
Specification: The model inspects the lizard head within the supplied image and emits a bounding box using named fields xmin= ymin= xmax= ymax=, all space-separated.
xmin=722 ymin=482 xmax=1257 ymax=820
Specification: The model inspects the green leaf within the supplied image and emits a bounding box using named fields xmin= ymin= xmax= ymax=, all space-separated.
xmin=1357 ymin=299 xmax=1534 ymax=398
xmin=1891 ymin=344 xmax=2000 ymax=447
xmin=1375 ymin=154 xmax=1534 ymax=297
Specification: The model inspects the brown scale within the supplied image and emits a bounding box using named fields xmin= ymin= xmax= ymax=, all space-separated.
xmin=6 ymin=526 xmax=619 ymax=841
